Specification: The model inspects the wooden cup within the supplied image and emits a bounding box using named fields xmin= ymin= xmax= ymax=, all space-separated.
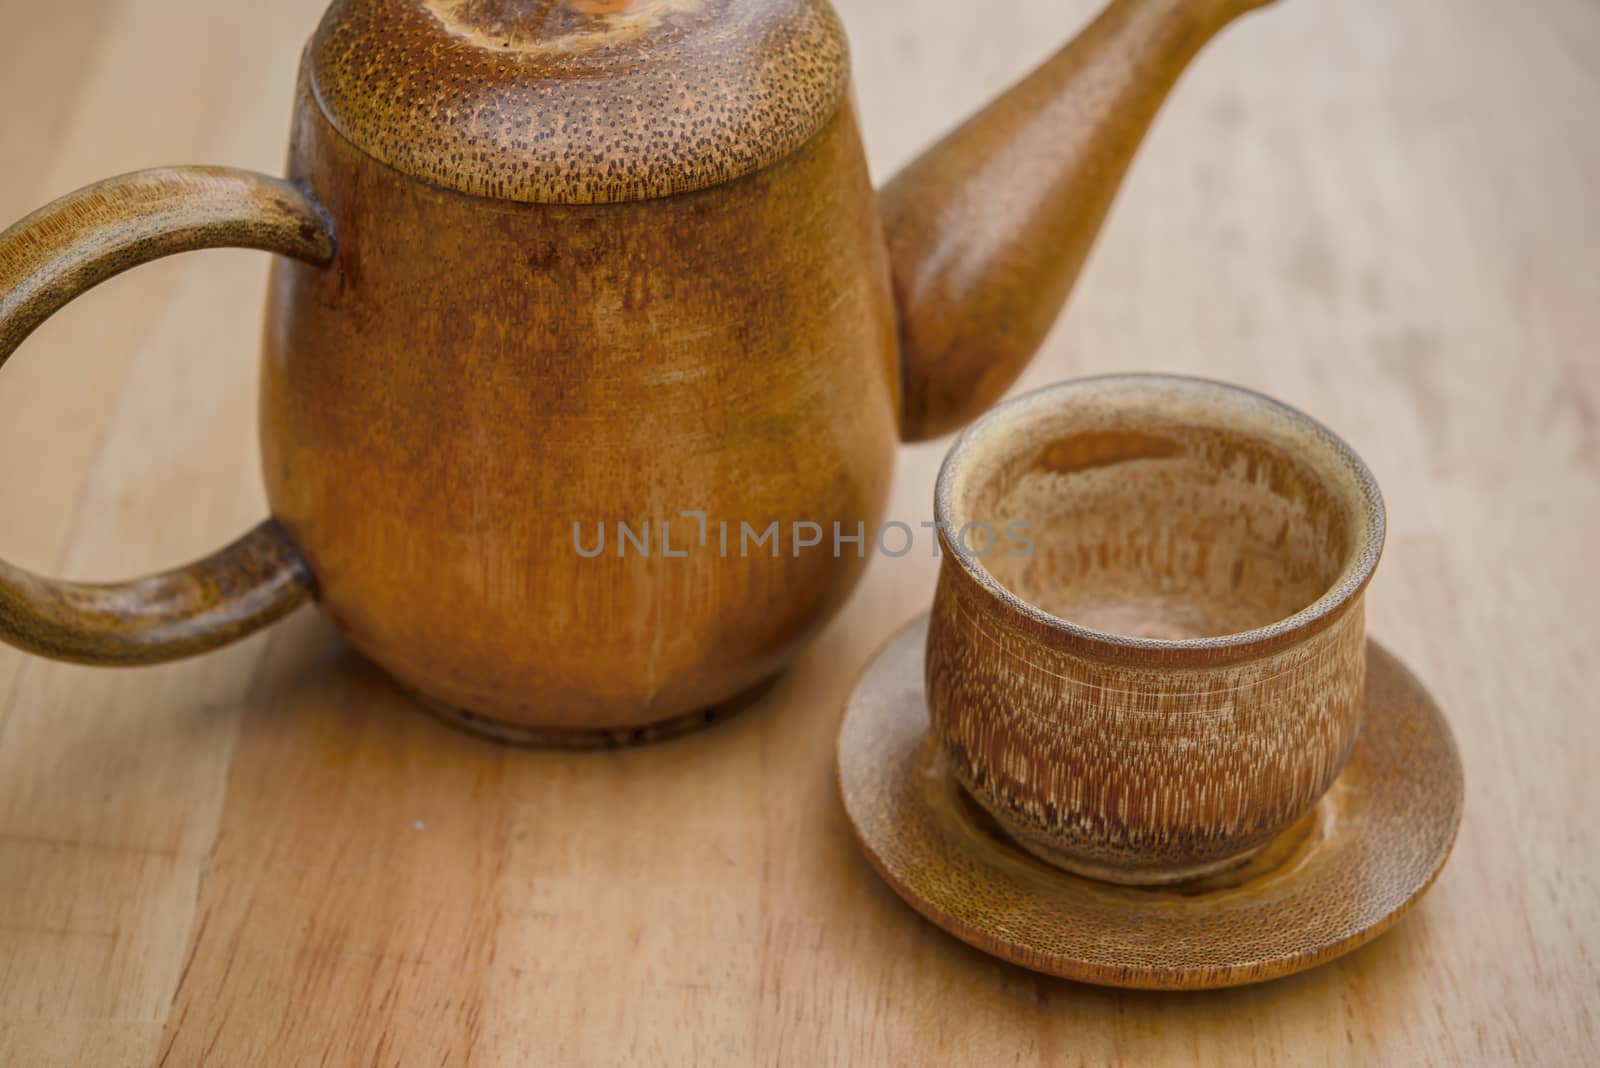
xmin=925 ymin=374 xmax=1385 ymax=885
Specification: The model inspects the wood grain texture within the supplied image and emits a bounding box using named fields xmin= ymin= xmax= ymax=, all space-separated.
xmin=261 ymin=73 xmax=898 ymax=734
xmin=926 ymin=376 xmax=1383 ymax=884
xmin=841 ymin=617 xmax=1463 ymax=989
xmin=0 ymin=0 xmax=1596 ymax=1064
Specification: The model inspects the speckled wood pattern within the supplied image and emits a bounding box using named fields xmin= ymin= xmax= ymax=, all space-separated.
xmin=306 ymin=0 xmax=850 ymax=204
xmin=927 ymin=375 xmax=1387 ymax=884
xmin=837 ymin=615 xmax=1463 ymax=990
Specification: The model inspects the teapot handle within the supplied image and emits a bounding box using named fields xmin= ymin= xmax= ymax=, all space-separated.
xmin=0 ymin=167 xmax=334 ymax=665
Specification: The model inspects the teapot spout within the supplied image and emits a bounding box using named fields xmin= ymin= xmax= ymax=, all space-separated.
xmin=882 ymin=0 xmax=1277 ymax=441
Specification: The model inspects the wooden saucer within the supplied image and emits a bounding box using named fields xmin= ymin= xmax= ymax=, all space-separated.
xmin=837 ymin=615 xmax=1463 ymax=990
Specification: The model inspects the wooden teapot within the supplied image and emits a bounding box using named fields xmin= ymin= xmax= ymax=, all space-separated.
xmin=0 ymin=0 xmax=1275 ymax=743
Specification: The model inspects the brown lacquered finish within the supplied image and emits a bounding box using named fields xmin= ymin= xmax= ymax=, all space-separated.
xmin=261 ymin=76 xmax=899 ymax=732
xmin=839 ymin=615 xmax=1465 ymax=990
xmin=926 ymin=376 xmax=1386 ymax=884
xmin=0 ymin=0 xmax=1280 ymax=739
xmin=885 ymin=0 xmax=1278 ymax=441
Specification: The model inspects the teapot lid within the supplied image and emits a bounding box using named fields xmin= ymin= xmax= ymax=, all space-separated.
xmin=306 ymin=0 xmax=850 ymax=204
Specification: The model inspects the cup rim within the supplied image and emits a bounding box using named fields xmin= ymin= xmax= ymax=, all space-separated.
xmin=933 ymin=373 xmax=1387 ymax=663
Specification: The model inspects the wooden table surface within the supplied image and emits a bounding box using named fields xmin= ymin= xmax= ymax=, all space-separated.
xmin=1 ymin=0 xmax=1596 ymax=1064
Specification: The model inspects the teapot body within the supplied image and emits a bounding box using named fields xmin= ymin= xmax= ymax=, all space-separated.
xmin=261 ymin=73 xmax=901 ymax=737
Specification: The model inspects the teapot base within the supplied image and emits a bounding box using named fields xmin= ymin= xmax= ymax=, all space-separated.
xmin=414 ymin=673 xmax=780 ymax=749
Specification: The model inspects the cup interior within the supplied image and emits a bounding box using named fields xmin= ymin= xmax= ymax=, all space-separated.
xmin=938 ymin=376 xmax=1384 ymax=647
